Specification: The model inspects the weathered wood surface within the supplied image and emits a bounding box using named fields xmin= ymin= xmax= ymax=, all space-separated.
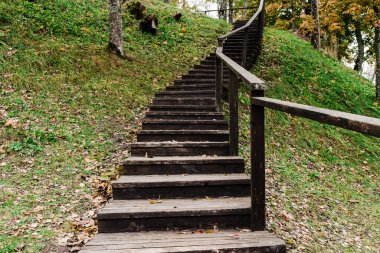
xmin=228 ymin=70 xmax=239 ymax=156
xmin=81 ymin=230 xmax=286 ymax=253
xmin=113 ymin=174 xmax=249 ymax=188
xmin=122 ymin=156 xmax=245 ymax=175
xmin=124 ymin=156 xmax=244 ymax=164
xmin=251 ymin=97 xmax=380 ymax=137
xmin=112 ymin=173 xmax=251 ymax=200
xmin=251 ymin=90 xmax=266 ymax=231
xmin=98 ymin=197 xmax=251 ymax=219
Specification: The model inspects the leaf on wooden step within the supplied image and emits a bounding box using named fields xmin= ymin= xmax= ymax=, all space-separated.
xmin=148 ymin=199 xmax=162 ymax=204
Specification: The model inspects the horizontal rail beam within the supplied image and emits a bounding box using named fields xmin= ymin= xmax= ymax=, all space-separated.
xmin=200 ymin=7 xmax=256 ymax=13
xmin=216 ymin=48 xmax=265 ymax=89
xmin=251 ymin=97 xmax=380 ymax=137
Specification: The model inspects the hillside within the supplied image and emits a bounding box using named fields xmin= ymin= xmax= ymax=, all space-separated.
xmin=0 ymin=0 xmax=230 ymax=252
xmin=1 ymin=0 xmax=379 ymax=252
xmin=240 ymin=29 xmax=379 ymax=252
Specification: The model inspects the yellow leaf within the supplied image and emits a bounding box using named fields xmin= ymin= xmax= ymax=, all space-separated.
xmin=148 ymin=199 xmax=162 ymax=204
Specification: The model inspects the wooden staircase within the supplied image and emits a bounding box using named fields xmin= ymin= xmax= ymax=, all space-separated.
xmin=81 ymin=18 xmax=286 ymax=253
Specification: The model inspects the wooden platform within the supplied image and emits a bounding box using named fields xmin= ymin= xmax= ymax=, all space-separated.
xmin=81 ymin=230 xmax=286 ymax=253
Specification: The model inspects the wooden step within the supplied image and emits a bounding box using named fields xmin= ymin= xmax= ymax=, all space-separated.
xmin=152 ymin=98 xmax=216 ymax=106
xmin=149 ymin=105 xmax=217 ymax=112
xmin=155 ymin=90 xmax=215 ymax=98
xmin=142 ymin=119 xmax=228 ymax=130
xmin=137 ymin=130 xmax=229 ymax=142
xmin=122 ymin=156 xmax=245 ymax=175
xmin=130 ymin=141 xmax=229 ymax=156
xmin=174 ymin=79 xmax=216 ymax=85
xmin=97 ymin=197 xmax=251 ymax=232
xmin=165 ymin=84 xmax=215 ymax=91
xmin=182 ymin=74 xmax=215 ymax=79
xmin=199 ymin=61 xmax=216 ymax=66
xmin=193 ymin=65 xmax=216 ymax=70
xmin=144 ymin=111 xmax=225 ymax=120
xmin=81 ymin=230 xmax=286 ymax=253
xmin=188 ymin=69 xmax=215 ymax=74
xmin=112 ymin=173 xmax=250 ymax=199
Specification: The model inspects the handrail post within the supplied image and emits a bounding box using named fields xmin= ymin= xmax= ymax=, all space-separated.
xmin=242 ymin=27 xmax=249 ymax=68
xmin=229 ymin=70 xmax=239 ymax=156
xmin=215 ymin=57 xmax=222 ymax=110
xmin=251 ymin=88 xmax=265 ymax=231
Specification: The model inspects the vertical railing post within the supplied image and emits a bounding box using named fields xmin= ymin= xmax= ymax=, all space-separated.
xmin=215 ymin=57 xmax=222 ymax=110
xmin=242 ymin=27 xmax=249 ymax=68
xmin=251 ymin=88 xmax=265 ymax=231
xmin=229 ymin=70 xmax=239 ymax=156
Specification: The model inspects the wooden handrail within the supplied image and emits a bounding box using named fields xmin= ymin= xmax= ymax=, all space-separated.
xmin=216 ymin=48 xmax=265 ymax=89
xmin=218 ymin=0 xmax=265 ymax=41
xmin=200 ymin=6 xmax=256 ymax=13
xmin=252 ymin=97 xmax=380 ymax=137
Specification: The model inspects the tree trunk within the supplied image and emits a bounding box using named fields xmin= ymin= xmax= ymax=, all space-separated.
xmin=242 ymin=0 xmax=247 ymax=19
xmin=218 ymin=0 xmax=227 ymax=20
xmin=375 ymin=25 xmax=380 ymax=101
xmin=228 ymin=0 xmax=233 ymax=24
xmin=375 ymin=4 xmax=380 ymax=101
xmin=109 ymin=0 xmax=124 ymax=56
xmin=291 ymin=0 xmax=296 ymax=31
xmin=310 ymin=0 xmax=321 ymax=49
xmin=354 ymin=24 xmax=365 ymax=73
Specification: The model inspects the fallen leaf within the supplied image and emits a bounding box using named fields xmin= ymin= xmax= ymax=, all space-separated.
xmin=148 ymin=199 xmax=162 ymax=204
xmin=5 ymin=118 xmax=21 ymax=128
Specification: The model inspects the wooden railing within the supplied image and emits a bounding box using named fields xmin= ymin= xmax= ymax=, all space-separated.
xmin=215 ymin=0 xmax=380 ymax=232
xmin=199 ymin=7 xmax=256 ymax=23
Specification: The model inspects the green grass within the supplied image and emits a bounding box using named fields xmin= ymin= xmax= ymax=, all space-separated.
xmin=0 ymin=0 xmax=230 ymax=251
xmin=238 ymin=29 xmax=379 ymax=252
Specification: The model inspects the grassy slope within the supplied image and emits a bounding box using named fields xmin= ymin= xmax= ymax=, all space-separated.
xmin=0 ymin=0 xmax=230 ymax=252
xmin=240 ymin=29 xmax=379 ymax=252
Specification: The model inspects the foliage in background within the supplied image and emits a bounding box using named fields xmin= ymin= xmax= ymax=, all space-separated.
xmin=0 ymin=0 xmax=230 ymax=252
xmin=263 ymin=0 xmax=380 ymax=64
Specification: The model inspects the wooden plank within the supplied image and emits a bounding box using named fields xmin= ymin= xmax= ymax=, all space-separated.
xmin=81 ymin=230 xmax=286 ymax=253
xmin=229 ymin=70 xmax=239 ymax=156
xmin=250 ymin=90 xmax=266 ymax=231
xmin=252 ymin=97 xmax=380 ymax=137
xmin=98 ymin=197 xmax=251 ymax=219
xmin=215 ymin=56 xmax=222 ymax=110
xmin=112 ymin=174 xmax=249 ymax=188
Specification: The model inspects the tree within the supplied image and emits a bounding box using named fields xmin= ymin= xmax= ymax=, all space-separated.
xmin=218 ymin=0 xmax=228 ymax=20
xmin=228 ymin=0 xmax=233 ymax=23
xmin=109 ymin=0 xmax=124 ymax=57
xmin=374 ymin=3 xmax=380 ymax=100
xmin=310 ymin=0 xmax=321 ymax=49
xmin=353 ymin=23 xmax=364 ymax=72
